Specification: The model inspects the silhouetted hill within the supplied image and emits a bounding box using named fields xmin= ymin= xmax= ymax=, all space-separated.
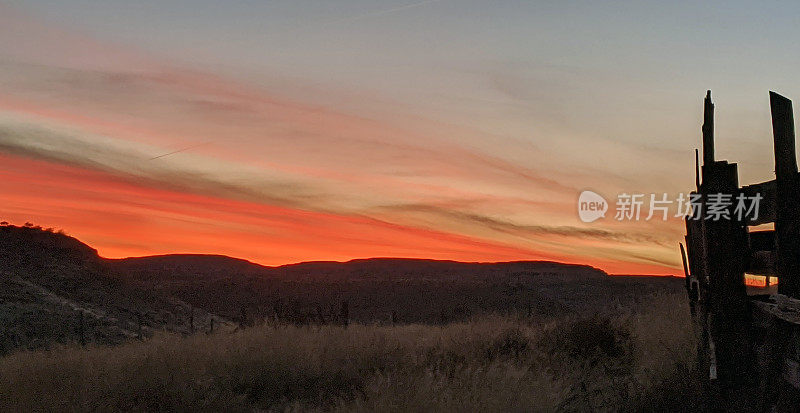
xmin=0 ymin=225 xmax=224 ymax=354
xmin=112 ymin=254 xmax=607 ymax=282
xmin=109 ymin=255 xmax=616 ymax=321
xmin=110 ymin=254 xmax=269 ymax=283
xmin=272 ymin=257 xmax=608 ymax=281
xmin=108 ymin=254 xmax=678 ymax=328
xmin=1 ymin=224 xmax=682 ymax=354
xmin=1 ymin=224 xmax=97 ymax=270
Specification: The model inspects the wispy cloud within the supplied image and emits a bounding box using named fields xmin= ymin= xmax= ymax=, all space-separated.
xmin=0 ymin=120 xmax=330 ymax=210
xmin=374 ymin=203 xmax=667 ymax=245
xmin=0 ymin=4 xmax=686 ymax=274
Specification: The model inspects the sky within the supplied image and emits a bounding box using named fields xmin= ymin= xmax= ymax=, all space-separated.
xmin=1 ymin=1 xmax=799 ymax=274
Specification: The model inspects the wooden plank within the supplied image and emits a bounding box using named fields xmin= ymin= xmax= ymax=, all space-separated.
xmin=748 ymin=251 xmax=776 ymax=276
xmin=772 ymin=92 xmax=798 ymax=177
xmin=752 ymin=295 xmax=800 ymax=325
xmin=748 ymin=230 xmax=776 ymax=275
xmin=758 ymin=318 xmax=790 ymax=411
xmin=775 ymin=294 xmax=800 ymax=313
xmin=694 ymin=91 xmax=752 ymax=387
xmin=680 ymin=242 xmax=700 ymax=313
xmin=702 ymin=160 xmax=752 ymax=386
xmin=684 ymin=215 xmax=707 ymax=285
xmin=740 ymin=179 xmax=777 ymax=225
xmin=740 ymin=174 xmax=800 ymax=225
xmin=770 ymin=92 xmax=800 ymax=298
xmin=749 ymin=230 xmax=776 ymax=252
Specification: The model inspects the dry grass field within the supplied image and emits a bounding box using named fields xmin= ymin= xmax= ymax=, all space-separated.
xmin=0 ymin=291 xmax=702 ymax=412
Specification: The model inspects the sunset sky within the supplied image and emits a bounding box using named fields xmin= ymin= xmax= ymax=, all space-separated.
xmin=1 ymin=1 xmax=799 ymax=274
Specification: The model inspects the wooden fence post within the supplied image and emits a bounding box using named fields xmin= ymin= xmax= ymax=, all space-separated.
xmin=702 ymin=90 xmax=715 ymax=166
xmin=698 ymin=91 xmax=751 ymax=387
xmin=771 ymin=92 xmax=800 ymax=298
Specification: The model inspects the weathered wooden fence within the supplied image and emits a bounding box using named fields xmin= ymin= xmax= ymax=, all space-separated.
xmin=682 ymin=91 xmax=800 ymax=411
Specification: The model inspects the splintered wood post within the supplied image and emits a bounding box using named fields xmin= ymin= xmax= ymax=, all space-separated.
xmin=209 ymin=318 xmax=214 ymax=334
xmin=340 ymin=300 xmax=349 ymax=327
xmin=684 ymin=220 xmax=705 ymax=320
xmin=705 ymin=165 xmax=751 ymax=386
xmin=695 ymin=148 xmax=701 ymax=190
xmin=680 ymin=243 xmax=690 ymax=280
xmin=758 ymin=320 xmax=791 ymax=411
xmin=78 ymin=311 xmax=86 ymax=347
xmin=679 ymin=242 xmax=693 ymax=305
xmin=770 ymin=91 xmax=800 ymax=298
xmin=700 ymin=91 xmax=752 ymax=386
xmin=137 ymin=313 xmax=143 ymax=341
xmin=680 ymin=242 xmax=700 ymax=315
xmin=703 ymin=90 xmax=715 ymax=166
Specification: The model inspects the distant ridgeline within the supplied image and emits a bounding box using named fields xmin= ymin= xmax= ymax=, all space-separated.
xmin=0 ymin=223 xmax=680 ymax=354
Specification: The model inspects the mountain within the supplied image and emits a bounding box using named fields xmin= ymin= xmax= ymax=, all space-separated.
xmin=0 ymin=225 xmax=224 ymax=354
xmin=108 ymin=254 xmax=615 ymax=323
xmin=0 ymin=224 xmax=682 ymax=354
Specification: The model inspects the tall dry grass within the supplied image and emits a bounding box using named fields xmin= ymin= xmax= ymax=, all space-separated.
xmin=0 ymin=292 xmax=699 ymax=412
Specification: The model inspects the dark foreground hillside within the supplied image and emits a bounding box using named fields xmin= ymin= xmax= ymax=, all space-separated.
xmin=0 ymin=293 xmax=702 ymax=412
xmin=1 ymin=224 xmax=683 ymax=354
xmin=0 ymin=225 xmax=223 ymax=354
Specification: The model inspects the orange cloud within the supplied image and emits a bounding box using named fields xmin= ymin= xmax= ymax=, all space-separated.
xmin=0 ymin=152 xmax=673 ymax=274
xmin=0 ymin=6 xmax=685 ymax=276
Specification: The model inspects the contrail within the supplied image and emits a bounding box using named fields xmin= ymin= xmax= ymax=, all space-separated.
xmin=148 ymin=142 xmax=210 ymax=160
